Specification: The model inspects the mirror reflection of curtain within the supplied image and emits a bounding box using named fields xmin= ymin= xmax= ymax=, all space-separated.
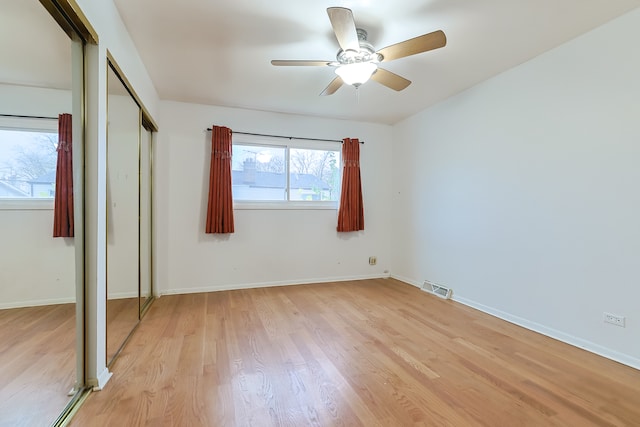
xmin=53 ymin=113 xmax=74 ymax=237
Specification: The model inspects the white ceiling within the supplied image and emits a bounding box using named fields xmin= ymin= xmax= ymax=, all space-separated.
xmin=2 ymin=1 xmax=640 ymax=125
xmin=112 ymin=0 xmax=640 ymax=124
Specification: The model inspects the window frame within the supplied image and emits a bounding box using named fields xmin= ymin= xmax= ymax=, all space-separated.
xmin=231 ymin=134 xmax=342 ymax=210
xmin=0 ymin=115 xmax=58 ymax=210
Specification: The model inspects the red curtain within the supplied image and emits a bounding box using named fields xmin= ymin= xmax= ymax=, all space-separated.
xmin=53 ymin=113 xmax=74 ymax=237
xmin=337 ymin=138 xmax=364 ymax=232
xmin=206 ymin=125 xmax=235 ymax=233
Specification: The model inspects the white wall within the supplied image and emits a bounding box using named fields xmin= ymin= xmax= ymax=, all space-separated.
xmin=156 ymin=101 xmax=392 ymax=294
xmin=392 ymin=9 xmax=640 ymax=368
xmin=0 ymin=84 xmax=75 ymax=308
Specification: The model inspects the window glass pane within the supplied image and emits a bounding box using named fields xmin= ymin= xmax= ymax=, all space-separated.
xmin=232 ymin=144 xmax=286 ymax=201
xmin=289 ymin=148 xmax=341 ymax=201
xmin=0 ymin=129 xmax=58 ymax=198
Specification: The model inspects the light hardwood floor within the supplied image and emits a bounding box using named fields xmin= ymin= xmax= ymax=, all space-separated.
xmin=71 ymin=279 xmax=640 ymax=426
xmin=0 ymin=299 xmax=145 ymax=427
xmin=107 ymin=297 xmax=141 ymax=364
xmin=0 ymin=304 xmax=76 ymax=427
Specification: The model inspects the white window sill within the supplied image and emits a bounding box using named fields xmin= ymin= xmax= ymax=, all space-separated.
xmin=234 ymin=201 xmax=338 ymax=210
xmin=0 ymin=198 xmax=54 ymax=210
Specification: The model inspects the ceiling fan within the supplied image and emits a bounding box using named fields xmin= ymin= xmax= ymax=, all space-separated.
xmin=271 ymin=7 xmax=447 ymax=95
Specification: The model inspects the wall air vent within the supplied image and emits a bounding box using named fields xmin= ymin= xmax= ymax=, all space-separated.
xmin=422 ymin=280 xmax=452 ymax=300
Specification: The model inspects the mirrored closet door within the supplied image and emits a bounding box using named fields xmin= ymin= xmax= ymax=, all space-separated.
xmin=0 ymin=0 xmax=88 ymax=425
xmin=106 ymin=60 xmax=154 ymax=365
xmin=140 ymin=127 xmax=153 ymax=314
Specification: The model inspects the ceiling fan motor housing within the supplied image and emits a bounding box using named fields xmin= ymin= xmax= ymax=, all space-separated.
xmin=336 ymin=28 xmax=382 ymax=65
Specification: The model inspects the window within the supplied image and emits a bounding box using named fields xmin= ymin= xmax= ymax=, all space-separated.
xmin=232 ymin=137 xmax=341 ymax=206
xmin=0 ymin=126 xmax=58 ymax=199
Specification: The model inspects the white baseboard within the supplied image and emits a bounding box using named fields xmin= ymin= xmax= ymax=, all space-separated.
xmin=453 ymin=295 xmax=640 ymax=371
xmin=161 ymin=273 xmax=391 ymax=296
xmin=390 ymin=274 xmax=422 ymax=288
xmin=0 ymin=296 xmax=75 ymax=310
xmin=392 ymin=276 xmax=640 ymax=371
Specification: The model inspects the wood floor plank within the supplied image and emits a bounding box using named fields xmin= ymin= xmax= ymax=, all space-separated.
xmin=0 ymin=304 xmax=76 ymax=427
xmin=70 ymin=279 xmax=640 ymax=426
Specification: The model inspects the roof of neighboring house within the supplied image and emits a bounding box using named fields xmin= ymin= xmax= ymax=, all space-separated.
xmin=232 ymin=170 xmax=331 ymax=190
xmin=0 ymin=181 xmax=30 ymax=197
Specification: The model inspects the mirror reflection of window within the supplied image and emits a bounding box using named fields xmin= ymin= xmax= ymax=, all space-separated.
xmin=0 ymin=127 xmax=58 ymax=198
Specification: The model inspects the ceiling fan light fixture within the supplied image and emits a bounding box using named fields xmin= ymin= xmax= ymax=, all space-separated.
xmin=271 ymin=8 xmax=446 ymax=95
xmin=335 ymin=62 xmax=377 ymax=86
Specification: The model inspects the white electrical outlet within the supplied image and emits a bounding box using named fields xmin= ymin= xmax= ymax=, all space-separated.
xmin=369 ymin=256 xmax=377 ymax=265
xmin=603 ymin=312 xmax=625 ymax=327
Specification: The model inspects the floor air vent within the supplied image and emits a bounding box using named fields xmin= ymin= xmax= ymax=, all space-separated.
xmin=422 ymin=280 xmax=452 ymax=300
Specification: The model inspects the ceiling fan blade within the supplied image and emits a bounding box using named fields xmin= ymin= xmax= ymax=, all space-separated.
xmin=377 ymin=30 xmax=446 ymax=62
xmin=327 ymin=7 xmax=360 ymax=52
xmin=371 ymin=68 xmax=411 ymax=91
xmin=271 ymin=60 xmax=331 ymax=66
xmin=320 ymin=76 xmax=344 ymax=96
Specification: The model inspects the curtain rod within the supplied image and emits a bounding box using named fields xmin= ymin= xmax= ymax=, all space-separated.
xmin=205 ymin=128 xmax=364 ymax=144
xmin=0 ymin=113 xmax=58 ymax=120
